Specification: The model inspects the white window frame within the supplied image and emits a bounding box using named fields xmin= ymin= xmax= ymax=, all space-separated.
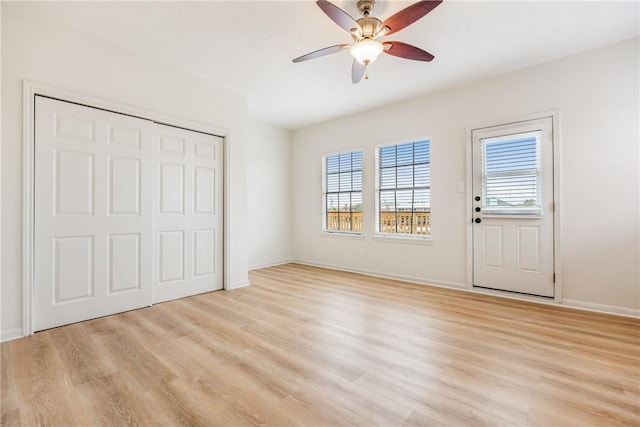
xmin=321 ymin=149 xmax=363 ymax=236
xmin=480 ymin=130 xmax=543 ymax=217
xmin=375 ymin=138 xmax=432 ymax=241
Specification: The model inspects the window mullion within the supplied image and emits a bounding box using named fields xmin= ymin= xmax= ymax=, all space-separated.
xmin=349 ymin=192 xmax=353 ymax=231
xmin=393 ymin=190 xmax=398 ymax=233
xmin=394 ymin=145 xmax=398 ymax=233
xmin=411 ymin=144 xmax=415 ymax=234
xmin=411 ymin=189 xmax=415 ymax=234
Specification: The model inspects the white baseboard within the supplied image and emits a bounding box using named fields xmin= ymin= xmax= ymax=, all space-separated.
xmin=1 ymin=328 xmax=24 ymax=343
xmin=230 ymin=280 xmax=251 ymax=290
xmin=292 ymin=259 xmax=467 ymax=290
xmin=561 ymin=299 xmax=640 ymax=319
xmin=248 ymin=259 xmax=294 ymax=271
xmin=291 ymin=259 xmax=639 ymax=319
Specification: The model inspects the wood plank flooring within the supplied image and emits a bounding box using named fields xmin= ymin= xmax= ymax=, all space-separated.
xmin=2 ymin=263 xmax=639 ymax=426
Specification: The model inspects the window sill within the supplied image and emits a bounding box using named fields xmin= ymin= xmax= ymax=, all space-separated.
xmin=321 ymin=231 xmax=365 ymax=240
xmin=373 ymin=234 xmax=434 ymax=245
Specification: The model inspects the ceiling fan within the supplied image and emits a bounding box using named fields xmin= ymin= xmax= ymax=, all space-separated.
xmin=292 ymin=0 xmax=442 ymax=83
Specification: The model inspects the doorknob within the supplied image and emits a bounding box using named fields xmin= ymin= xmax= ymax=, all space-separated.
xmin=474 ymin=218 xmax=481 ymax=223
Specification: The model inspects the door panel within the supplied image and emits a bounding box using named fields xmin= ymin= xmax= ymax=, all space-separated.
xmin=109 ymin=157 xmax=141 ymax=215
xmin=34 ymin=96 xmax=155 ymax=331
xmin=107 ymin=233 xmax=141 ymax=294
xmin=194 ymin=167 xmax=215 ymax=214
xmin=472 ymin=118 xmax=554 ymax=297
xmin=194 ymin=229 xmax=215 ymax=277
xmin=55 ymin=150 xmax=95 ymax=215
xmin=482 ymin=225 xmax=503 ymax=269
xmin=159 ymin=162 xmax=185 ymax=214
xmin=54 ymin=235 xmax=94 ymax=303
xmin=158 ymin=230 xmax=185 ymax=283
xmin=153 ymin=125 xmax=223 ymax=303
xmin=516 ymin=226 xmax=540 ymax=272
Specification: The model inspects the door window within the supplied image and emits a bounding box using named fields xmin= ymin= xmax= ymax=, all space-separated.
xmin=481 ymin=131 xmax=541 ymax=216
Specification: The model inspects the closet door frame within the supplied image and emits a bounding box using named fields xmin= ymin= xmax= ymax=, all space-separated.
xmin=22 ymin=80 xmax=230 ymax=336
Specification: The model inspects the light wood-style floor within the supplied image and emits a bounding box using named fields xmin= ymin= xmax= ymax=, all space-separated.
xmin=2 ymin=263 xmax=639 ymax=426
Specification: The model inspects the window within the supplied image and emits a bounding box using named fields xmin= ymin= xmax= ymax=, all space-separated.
xmin=481 ymin=131 xmax=541 ymax=215
xmin=324 ymin=150 xmax=362 ymax=233
xmin=376 ymin=140 xmax=430 ymax=237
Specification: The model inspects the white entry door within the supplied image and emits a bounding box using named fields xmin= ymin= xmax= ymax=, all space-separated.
xmin=472 ymin=117 xmax=555 ymax=297
xmin=34 ymin=96 xmax=155 ymax=331
xmin=154 ymin=124 xmax=223 ymax=303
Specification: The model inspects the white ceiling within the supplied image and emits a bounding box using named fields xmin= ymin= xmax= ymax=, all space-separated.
xmin=13 ymin=1 xmax=639 ymax=129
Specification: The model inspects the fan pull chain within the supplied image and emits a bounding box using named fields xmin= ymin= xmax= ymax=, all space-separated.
xmin=365 ymin=65 xmax=369 ymax=80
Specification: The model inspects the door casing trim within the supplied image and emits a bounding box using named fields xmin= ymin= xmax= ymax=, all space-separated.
xmin=22 ymin=80 xmax=231 ymax=336
xmin=465 ymin=110 xmax=562 ymax=303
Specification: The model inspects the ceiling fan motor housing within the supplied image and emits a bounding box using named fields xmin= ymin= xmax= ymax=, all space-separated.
xmin=354 ymin=16 xmax=382 ymax=40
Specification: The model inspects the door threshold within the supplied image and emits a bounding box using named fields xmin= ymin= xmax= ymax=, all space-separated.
xmin=473 ymin=285 xmax=554 ymax=300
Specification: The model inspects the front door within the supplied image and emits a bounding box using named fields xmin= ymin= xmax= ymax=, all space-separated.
xmin=472 ymin=117 xmax=555 ymax=297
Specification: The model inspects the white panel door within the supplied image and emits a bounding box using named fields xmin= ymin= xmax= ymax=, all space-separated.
xmin=154 ymin=124 xmax=223 ymax=303
xmin=472 ymin=117 xmax=555 ymax=297
xmin=34 ymin=96 xmax=154 ymax=331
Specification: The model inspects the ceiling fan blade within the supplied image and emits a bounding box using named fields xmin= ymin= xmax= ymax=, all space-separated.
xmin=292 ymin=44 xmax=349 ymax=63
xmin=352 ymin=60 xmax=366 ymax=84
xmin=316 ymin=0 xmax=360 ymax=33
xmin=383 ymin=41 xmax=434 ymax=61
xmin=380 ymin=0 xmax=442 ymax=36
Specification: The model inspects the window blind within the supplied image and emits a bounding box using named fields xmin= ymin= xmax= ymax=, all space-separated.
xmin=324 ymin=150 xmax=363 ymax=232
xmin=482 ymin=133 xmax=541 ymax=213
xmin=377 ymin=140 xmax=431 ymax=236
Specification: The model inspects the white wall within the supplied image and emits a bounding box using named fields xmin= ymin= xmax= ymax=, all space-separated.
xmin=247 ymin=120 xmax=293 ymax=269
xmin=291 ymin=38 xmax=639 ymax=314
xmin=1 ymin=4 xmax=249 ymax=338
xmin=0 ymin=5 xmax=3 ymax=338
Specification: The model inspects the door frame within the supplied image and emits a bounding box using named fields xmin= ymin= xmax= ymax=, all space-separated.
xmin=465 ymin=111 xmax=562 ymax=303
xmin=22 ymin=80 xmax=230 ymax=336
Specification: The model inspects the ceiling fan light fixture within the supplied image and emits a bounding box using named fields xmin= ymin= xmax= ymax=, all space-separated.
xmin=350 ymin=39 xmax=383 ymax=65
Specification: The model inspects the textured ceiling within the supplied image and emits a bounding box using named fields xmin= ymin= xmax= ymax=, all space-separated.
xmin=12 ymin=1 xmax=639 ymax=129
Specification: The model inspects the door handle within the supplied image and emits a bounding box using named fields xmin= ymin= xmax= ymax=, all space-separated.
xmin=474 ymin=218 xmax=481 ymax=224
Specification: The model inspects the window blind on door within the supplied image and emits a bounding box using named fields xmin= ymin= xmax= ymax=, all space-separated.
xmin=482 ymin=132 xmax=541 ymax=214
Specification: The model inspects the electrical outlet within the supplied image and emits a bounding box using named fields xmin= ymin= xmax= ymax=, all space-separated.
xmin=359 ymin=248 xmax=365 ymax=257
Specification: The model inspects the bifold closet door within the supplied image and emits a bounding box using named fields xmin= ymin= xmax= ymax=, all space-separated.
xmin=154 ymin=125 xmax=223 ymax=303
xmin=34 ymin=96 xmax=155 ymax=331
